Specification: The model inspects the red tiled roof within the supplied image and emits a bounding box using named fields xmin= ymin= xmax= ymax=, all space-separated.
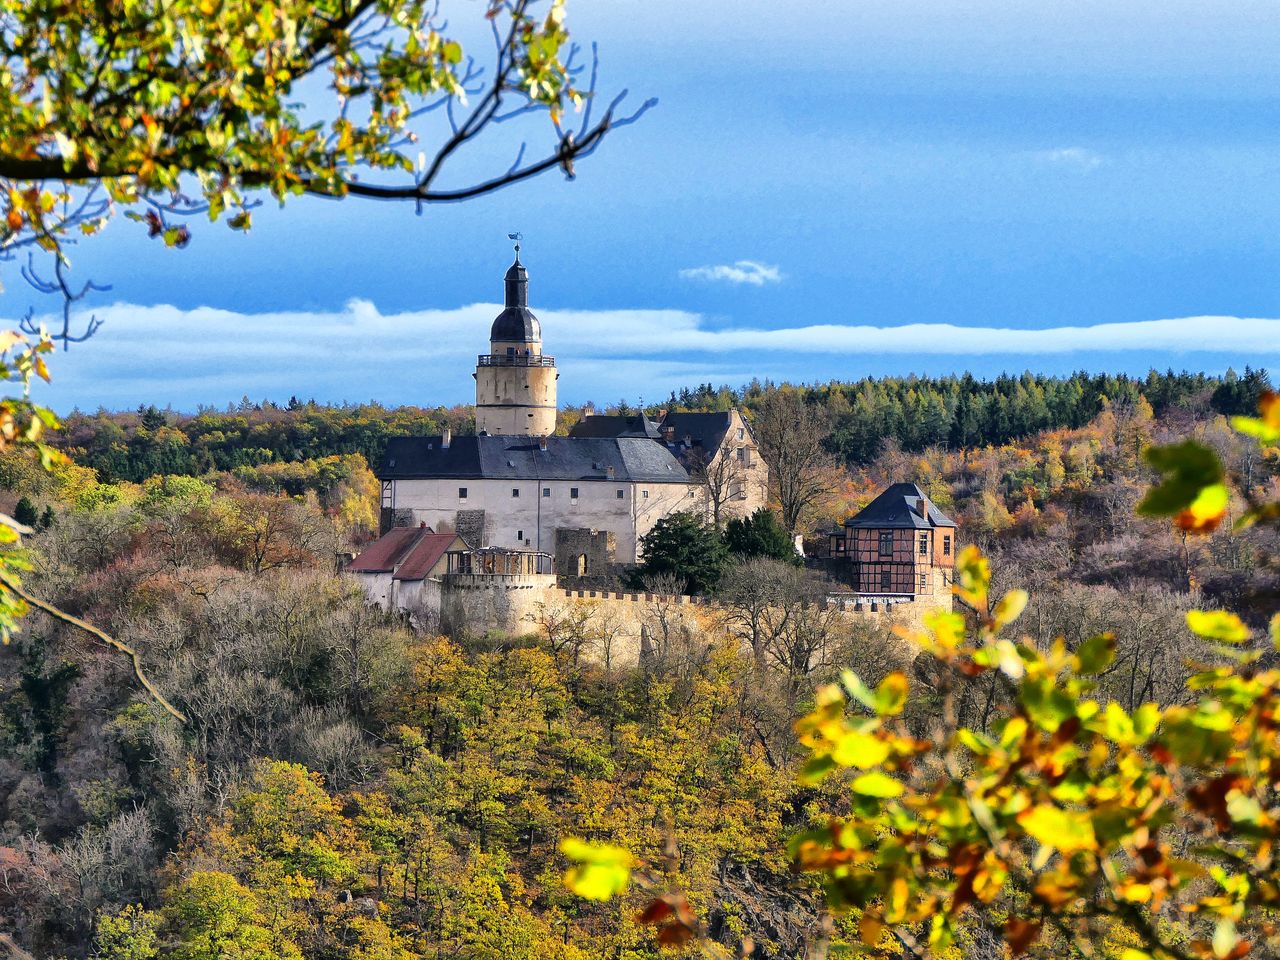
xmin=349 ymin=527 xmax=432 ymax=573
xmin=392 ymin=533 xmax=461 ymax=581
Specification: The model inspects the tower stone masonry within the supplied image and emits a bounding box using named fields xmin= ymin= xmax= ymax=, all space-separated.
xmin=473 ymin=251 xmax=559 ymax=436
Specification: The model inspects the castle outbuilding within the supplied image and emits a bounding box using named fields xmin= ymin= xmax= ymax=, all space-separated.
xmin=835 ymin=483 xmax=957 ymax=600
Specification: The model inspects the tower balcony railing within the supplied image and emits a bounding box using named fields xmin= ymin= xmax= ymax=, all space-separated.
xmin=476 ymin=354 xmax=556 ymax=367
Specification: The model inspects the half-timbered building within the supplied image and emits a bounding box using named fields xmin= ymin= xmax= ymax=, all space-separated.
xmin=840 ymin=482 xmax=957 ymax=600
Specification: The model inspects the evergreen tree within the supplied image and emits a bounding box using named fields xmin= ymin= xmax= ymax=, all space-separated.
xmin=13 ymin=496 xmax=38 ymax=529
xmin=723 ymin=509 xmax=797 ymax=564
xmin=629 ymin=511 xmax=728 ymax=594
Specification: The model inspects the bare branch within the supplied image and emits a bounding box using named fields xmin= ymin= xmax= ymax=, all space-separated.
xmin=0 ymin=571 xmax=187 ymax=723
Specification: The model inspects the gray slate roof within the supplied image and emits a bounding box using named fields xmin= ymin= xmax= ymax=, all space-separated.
xmin=657 ymin=411 xmax=734 ymax=453
xmin=568 ymin=414 xmax=661 ymax=440
xmin=844 ymin=482 xmax=958 ymax=529
xmin=378 ymin=435 xmax=692 ymax=483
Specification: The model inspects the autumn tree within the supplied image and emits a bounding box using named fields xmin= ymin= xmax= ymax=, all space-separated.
xmin=751 ymin=391 xmax=836 ymax=534
xmin=563 ymin=393 xmax=1280 ymax=959
xmin=687 ymin=445 xmax=749 ymax=529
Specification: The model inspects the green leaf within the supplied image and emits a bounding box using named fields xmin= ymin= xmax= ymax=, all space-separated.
xmin=1075 ymin=633 xmax=1116 ymax=674
xmin=559 ymin=838 xmax=632 ymax=901
xmin=1186 ymin=610 xmax=1250 ymax=644
xmin=839 ymin=670 xmax=878 ymax=713
xmin=850 ymin=772 xmax=903 ymax=798
xmin=1138 ymin=440 xmax=1223 ymax=515
xmin=874 ymin=672 xmax=908 ymax=715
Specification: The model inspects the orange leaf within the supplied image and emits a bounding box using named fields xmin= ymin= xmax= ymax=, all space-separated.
xmin=1004 ymin=918 xmax=1042 ymax=956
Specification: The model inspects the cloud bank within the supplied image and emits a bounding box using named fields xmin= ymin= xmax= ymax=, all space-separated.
xmin=19 ymin=300 xmax=1280 ymax=411
xmin=678 ymin=260 xmax=783 ymax=286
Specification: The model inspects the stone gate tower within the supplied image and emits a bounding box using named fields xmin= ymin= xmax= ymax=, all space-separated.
xmin=473 ymin=246 xmax=558 ymax=436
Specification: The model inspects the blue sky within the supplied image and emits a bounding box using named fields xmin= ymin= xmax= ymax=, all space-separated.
xmin=10 ymin=0 xmax=1280 ymax=410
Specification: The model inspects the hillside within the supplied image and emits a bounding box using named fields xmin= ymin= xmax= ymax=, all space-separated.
xmin=0 ymin=372 xmax=1275 ymax=958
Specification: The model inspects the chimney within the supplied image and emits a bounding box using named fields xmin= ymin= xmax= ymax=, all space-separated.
xmin=419 ymin=521 xmax=427 ymax=528
xmin=606 ymin=465 xmax=615 ymax=480
xmin=538 ymin=435 xmax=548 ymax=451
xmin=917 ymin=495 xmax=929 ymax=519
xmin=583 ymin=402 xmax=595 ymax=418
xmin=442 ymin=428 xmax=452 ymax=449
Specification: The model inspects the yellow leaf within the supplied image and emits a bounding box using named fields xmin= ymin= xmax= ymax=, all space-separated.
xmin=1175 ymin=482 xmax=1229 ymax=532
xmin=1017 ymin=804 xmax=1096 ymax=853
xmin=850 ymin=772 xmax=903 ymax=798
xmin=1186 ymin=610 xmax=1250 ymax=644
xmin=992 ymin=589 xmax=1028 ymax=629
xmin=832 ymin=730 xmax=891 ymax=769
xmin=560 ymin=838 xmax=632 ymax=901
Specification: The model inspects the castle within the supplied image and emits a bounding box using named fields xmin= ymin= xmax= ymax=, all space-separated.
xmin=350 ymin=246 xmax=956 ymax=648
xmin=373 ymin=245 xmax=769 ymax=577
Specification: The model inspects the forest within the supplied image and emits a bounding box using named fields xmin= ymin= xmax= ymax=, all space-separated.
xmin=0 ymin=367 xmax=1276 ymax=959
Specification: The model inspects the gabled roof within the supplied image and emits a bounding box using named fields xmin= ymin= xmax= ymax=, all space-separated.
xmin=377 ymin=435 xmax=691 ymax=483
xmin=393 ymin=532 xmax=462 ymax=581
xmin=844 ymin=483 xmax=958 ymax=529
xmin=657 ymin=411 xmax=735 ymax=453
xmin=349 ymin=526 xmax=432 ymax=573
xmin=568 ymin=414 xmax=661 ymax=440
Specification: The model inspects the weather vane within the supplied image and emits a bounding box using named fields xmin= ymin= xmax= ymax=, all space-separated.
xmin=507 ymin=231 xmax=523 ymax=260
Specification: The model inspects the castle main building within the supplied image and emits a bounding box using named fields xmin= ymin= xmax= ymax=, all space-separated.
xmin=375 ymin=250 xmax=769 ymax=577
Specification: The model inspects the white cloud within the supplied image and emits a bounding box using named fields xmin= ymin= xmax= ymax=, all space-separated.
xmin=14 ymin=300 xmax=1280 ymax=412
xmin=1027 ymin=147 xmax=1105 ymax=172
xmin=678 ymin=260 xmax=783 ymax=286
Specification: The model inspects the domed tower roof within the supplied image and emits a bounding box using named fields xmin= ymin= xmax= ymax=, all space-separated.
xmin=490 ymin=255 xmax=541 ymax=343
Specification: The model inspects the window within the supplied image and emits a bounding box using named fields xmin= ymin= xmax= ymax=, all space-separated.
xmin=878 ymin=531 xmax=893 ymax=557
xmin=380 ymin=480 xmax=393 ymax=508
xmin=512 ymin=487 xmax=520 ymax=498
xmin=736 ymin=447 xmax=747 ymax=462
xmin=736 ymin=427 xmax=745 ymax=440
xmin=458 ymin=486 xmax=468 ymax=501
xmin=880 ymin=570 xmax=892 ymax=591
xmin=918 ymin=573 xmax=927 ymax=593
xmin=570 ymin=487 xmax=579 ymax=501
xmin=943 ymin=534 xmax=952 ymax=557
xmin=506 ymin=346 xmax=515 ymax=356
xmin=517 ymin=530 xmax=524 ymax=542
xmin=642 ymin=489 xmax=649 ymax=499
xmin=543 ymin=487 xmax=551 ymax=498
xmin=919 ymin=532 xmax=928 ymax=556
xmin=616 ymin=489 xmax=625 ymax=499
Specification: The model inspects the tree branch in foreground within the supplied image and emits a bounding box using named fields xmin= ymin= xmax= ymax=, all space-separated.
xmin=0 ymin=572 xmax=187 ymax=723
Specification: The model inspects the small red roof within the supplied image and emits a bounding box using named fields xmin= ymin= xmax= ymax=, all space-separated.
xmin=349 ymin=527 xmax=432 ymax=573
xmin=392 ymin=532 xmax=461 ymax=581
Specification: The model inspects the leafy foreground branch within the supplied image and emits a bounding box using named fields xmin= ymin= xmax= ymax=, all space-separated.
xmin=564 ymin=395 xmax=1280 ymax=960
xmin=1 ymin=0 xmax=652 ymax=334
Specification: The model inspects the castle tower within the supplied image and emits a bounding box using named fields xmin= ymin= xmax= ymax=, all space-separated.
xmin=474 ymin=245 xmax=558 ymax=436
